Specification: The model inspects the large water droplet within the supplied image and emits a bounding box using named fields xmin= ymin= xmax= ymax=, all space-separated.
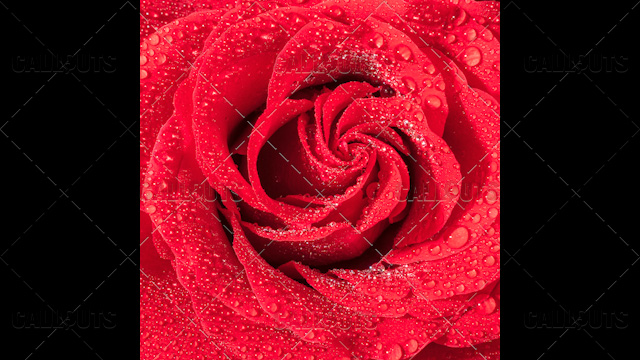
xmin=483 ymin=255 xmax=495 ymax=266
xmin=402 ymin=77 xmax=417 ymax=92
xmin=387 ymin=344 xmax=403 ymax=360
xmin=144 ymin=204 xmax=156 ymax=214
xmin=481 ymin=29 xmax=494 ymax=41
xmin=406 ymin=339 xmax=419 ymax=353
xmin=395 ymin=44 xmax=413 ymax=61
xmin=148 ymin=34 xmax=160 ymax=45
xmin=368 ymin=32 xmax=385 ymax=48
xmin=156 ymin=53 xmax=167 ymax=65
xmin=485 ymin=190 xmax=497 ymax=204
xmin=465 ymin=29 xmax=477 ymax=41
xmin=461 ymin=46 xmax=482 ymax=67
xmin=424 ymin=63 xmax=436 ymax=74
xmin=447 ymin=227 xmax=469 ymax=248
xmin=425 ymin=95 xmax=442 ymax=109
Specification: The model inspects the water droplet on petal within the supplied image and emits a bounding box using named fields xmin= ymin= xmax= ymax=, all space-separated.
xmin=483 ymin=255 xmax=496 ymax=266
xmin=140 ymin=55 xmax=148 ymax=65
xmin=148 ymin=34 xmax=160 ymax=45
xmin=395 ymin=44 xmax=413 ymax=61
xmin=406 ymin=339 xmax=419 ymax=353
xmin=478 ymin=297 xmax=497 ymax=314
xmin=156 ymin=53 xmax=166 ymax=65
xmin=329 ymin=5 xmax=344 ymax=18
xmin=424 ymin=63 xmax=436 ymax=74
xmin=425 ymin=95 xmax=442 ymax=109
xmin=387 ymin=344 xmax=403 ymax=360
xmin=447 ymin=227 xmax=469 ymax=248
xmin=368 ymin=32 xmax=385 ymax=48
xmin=481 ymin=29 xmax=494 ymax=41
xmin=140 ymin=69 xmax=149 ymax=79
xmin=461 ymin=46 xmax=482 ymax=67
xmin=485 ymin=190 xmax=498 ymax=204
xmin=465 ymin=29 xmax=477 ymax=41
xmin=144 ymin=204 xmax=156 ymax=214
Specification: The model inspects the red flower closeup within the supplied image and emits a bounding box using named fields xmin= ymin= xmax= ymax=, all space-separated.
xmin=140 ymin=0 xmax=500 ymax=359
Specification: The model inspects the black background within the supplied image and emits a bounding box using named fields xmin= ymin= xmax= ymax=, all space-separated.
xmin=1 ymin=0 xmax=638 ymax=359
xmin=501 ymin=1 xmax=640 ymax=359
xmin=0 ymin=0 xmax=139 ymax=358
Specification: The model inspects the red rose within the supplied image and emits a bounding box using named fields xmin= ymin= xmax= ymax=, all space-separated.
xmin=140 ymin=0 xmax=500 ymax=359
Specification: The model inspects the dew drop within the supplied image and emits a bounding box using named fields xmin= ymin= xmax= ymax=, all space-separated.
xmin=425 ymin=95 xmax=442 ymax=109
xmin=387 ymin=344 xmax=403 ymax=360
xmin=452 ymin=8 xmax=467 ymax=26
xmin=447 ymin=227 xmax=469 ymax=248
xmin=329 ymin=5 xmax=344 ymax=18
xmin=485 ymin=190 xmax=497 ymax=204
xmin=478 ymin=297 xmax=497 ymax=314
xmin=395 ymin=44 xmax=413 ymax=61
xmin=402 ymin=77 xmax=417 ymax=92
xmin=148 ymin=34 xmax=160 ymax=45
xmin=143 ymin=190 xmax=153 ymax=200
xmin=424 ymin=63 xmax=436 ymax=74
xmin=156 ymin=53 xmax=167 ymax=65
xmin=465 ymin=29 xmax=477 ymax=41
xmin=483 ymin=255 xmax=496 ymax=266
xmin=368 ymin=32 xmax=385 ymax=48
xmin=140 ymin=69 xmax=149 ymax=80
xmin=144 ymin=204 xmax=156 ymax=214
xmin=481 ymin=29 xmax=494 ymax=41
xmin=140 ymin=55 xmax=148 ymax=65
xmin=487 ymin=207 xmax=499 ymax=218
xmin=461 ymin=46 xmax=482 ymax=67
xmin=406 ymin=339 xmax=419 ymax=353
